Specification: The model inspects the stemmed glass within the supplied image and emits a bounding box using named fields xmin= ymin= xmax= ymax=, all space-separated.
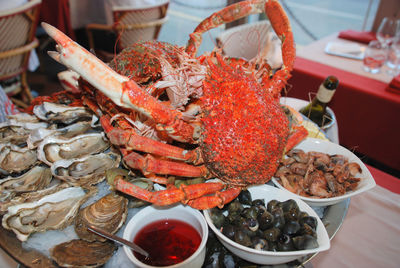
xmin=386 ymin=36 xmax=400 ymax=76
xmin=376 ymin=17 xmax=399 ymax=48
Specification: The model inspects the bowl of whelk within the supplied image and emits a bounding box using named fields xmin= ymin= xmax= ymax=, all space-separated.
xmin=203 ymin=184 xmax=330 ymax=265
xmin=123 ymin=204 xmax=208 ymax=268
xmin=272 ymin=138 xmax=376 ymax=207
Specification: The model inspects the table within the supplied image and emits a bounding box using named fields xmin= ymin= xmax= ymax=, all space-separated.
xmin=287 ymin=34 xmax=400 ymax=172
xmin=309 ymin=171 xmax=400 ymax=268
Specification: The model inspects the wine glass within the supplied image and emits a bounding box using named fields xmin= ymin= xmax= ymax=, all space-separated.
xmin=376 ymin=17 xmax=399 ymax=48
xmin=386 ymin=36 xmax=400 ymax=76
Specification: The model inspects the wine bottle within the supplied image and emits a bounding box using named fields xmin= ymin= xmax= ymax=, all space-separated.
xmin=299 ymin=76 xmax=339 ymax=127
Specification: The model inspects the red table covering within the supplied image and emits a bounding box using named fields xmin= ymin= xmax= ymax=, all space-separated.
xmin=287 ymin=57 xmax=400 ymax=171
xmin=338 ymin=30 xmax=377 ymax=44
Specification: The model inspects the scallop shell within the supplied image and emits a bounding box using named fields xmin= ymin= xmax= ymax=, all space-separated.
xmin=51 ymin=151 xmax=121 ymax=186
xmin=37 ymin=133 xmax=109 ymax=166
xmin=74 ymin=192 xmax=128 ymax=242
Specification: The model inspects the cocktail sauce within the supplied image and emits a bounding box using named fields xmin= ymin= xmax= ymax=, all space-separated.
xmin=133 ymin=219 xmax=201 ymax=266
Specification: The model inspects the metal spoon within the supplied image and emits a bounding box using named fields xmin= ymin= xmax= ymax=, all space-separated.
xmin=87 ymin=225 xmax=149 ymax=258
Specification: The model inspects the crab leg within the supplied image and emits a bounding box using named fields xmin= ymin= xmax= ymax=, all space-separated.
xmin=121 ymin=149 xmax=208 ymax=178
xmin=186 ymin=0 xmax=295 ymax=99
xmin=186 ymin=0 xmax=266 ymax=56
xmin=101 ymin=116 xmax=203 ymax=164
xmin=187 ymin=187 xmax=241 ymax=209
xmin=108 ymin=176 xmax=225 ymax=207
xmin=109 ymin=174 xmax=240 ymax=209
xmin=42 ymin=22 xmax=197 ymax=143
xmin=285 ymin=125 xmax=308 ymax=152
xmin=262 ymin=0 xmax=295 ymax=99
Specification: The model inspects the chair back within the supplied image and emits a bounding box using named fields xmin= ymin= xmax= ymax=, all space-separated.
xmin=216 ymin=21 xmax=283 ymax=69
xmin=112 ymin=1 xmax=169 ymax=49
xmin=0 ymin=0 xmax=41 ymax=106
xmin=0 ymin=0 xmax=41 ymax=80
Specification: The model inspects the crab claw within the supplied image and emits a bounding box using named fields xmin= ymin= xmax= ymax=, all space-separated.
xmin=42 ymin=22 xmax=132 ymax=108
xmin=42 ymin=23 xmax=197 ymax=142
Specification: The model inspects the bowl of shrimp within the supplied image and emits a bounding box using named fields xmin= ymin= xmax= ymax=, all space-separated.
xmin=271 ymin=138 xmax=376 ymax=206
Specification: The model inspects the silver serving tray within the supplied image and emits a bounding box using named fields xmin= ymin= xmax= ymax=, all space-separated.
xmin=0 ymin=198 xmax=349 ymax=267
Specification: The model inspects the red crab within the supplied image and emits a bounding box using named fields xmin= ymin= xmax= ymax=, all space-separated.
xmin=41 ymin=0 xmax=308 ymax=209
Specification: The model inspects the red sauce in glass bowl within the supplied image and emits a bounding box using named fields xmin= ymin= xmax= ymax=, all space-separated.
xmin=133 ymin=219 xmax=201 ymax=266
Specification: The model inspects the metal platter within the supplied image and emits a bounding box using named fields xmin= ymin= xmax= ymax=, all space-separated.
xmin=0 ymin=197 xmax=349 ymax=267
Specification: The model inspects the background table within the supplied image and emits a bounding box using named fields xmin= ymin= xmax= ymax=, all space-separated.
xmin=288 ymin=34 xmax=400 ymax=172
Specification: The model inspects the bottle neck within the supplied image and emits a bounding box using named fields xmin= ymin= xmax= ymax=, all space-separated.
xmin=315 ymin=84 xmax=336 ymax=103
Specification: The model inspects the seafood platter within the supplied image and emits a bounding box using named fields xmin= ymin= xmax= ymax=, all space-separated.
xmin=0 ymin=0 xmax=375 ymax=267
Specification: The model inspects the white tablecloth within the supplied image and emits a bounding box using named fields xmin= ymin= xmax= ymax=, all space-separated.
xmin=310 ymin=185 xmax=400 ymax=268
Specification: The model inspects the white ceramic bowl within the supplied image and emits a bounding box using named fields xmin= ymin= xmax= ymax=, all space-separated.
xmin=272 ymin=138 xmax=376 ymax=206
xmin=123 ymin=204 xmax=208 ymax=268
xmin=203 ymin=184 xmax=330 ymax=265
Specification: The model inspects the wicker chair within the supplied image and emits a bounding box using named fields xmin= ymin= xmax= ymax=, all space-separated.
xmin=86 ymin=1 xmax=169 ymax=61
xmin=0 ymin=0 xmax=42 ymax=108
xmin=216 ymin=20 xmax=283 ymax=70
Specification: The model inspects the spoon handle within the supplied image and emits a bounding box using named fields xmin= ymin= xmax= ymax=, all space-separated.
xmin=87 ymin=225 xmax=149 ymax=257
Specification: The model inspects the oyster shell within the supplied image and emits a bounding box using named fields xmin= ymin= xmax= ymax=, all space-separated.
xmin=0 ymin=143 xmax=37 ymax=174
xmin=51 ymin=239 xmax=117 ymax=268
xmin=0 ymin=166 xmax=52 ymax=202
xmin=27 ymin=121 xmax=92 ymax=149
xmin=75 ymin=192 xmax=128 ymax=242
xmin=2 ymin=186 xmax=93 ymax=241
xmin=37 ymin=133 xmax=109 ymax=166
xmin=0 ymin=182 xmax=70 ymax=214
xmin=6 ymin=113 xmax=42 ymax=123
xmin=51 ymin=151 xmax=121 ymax=186
xmin=0 ymin=119 xmax=48 ymax=145
xmin=33 ymin=102 xmax=93 ymax=124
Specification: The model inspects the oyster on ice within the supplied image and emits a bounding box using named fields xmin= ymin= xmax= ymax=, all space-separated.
xmin=0 ymin=182 xmax=70 ymax=214
xmin=33 ymin=102 xmax=93 ymax=124
xmin=2 ymin=186 xmax=93 ymax=241
xmin=0 ymin=117 xmax=48 ymax=145
xmin=0 ymin=166 xmax=52 ymax=202
xmin=51 ymin=151 xmax=121 ymax=186
xmin=75 ymin=192 xmax=128 ymax=242
xmin=27 ymin=121 xmax=92 ymax=149
xmin=51 ymin=239 xmax=117 ymax=268
xmin=37 ymin=133 xmax=109 ymax=166
xmin=0 ymin=143 xmax=37 ymax=174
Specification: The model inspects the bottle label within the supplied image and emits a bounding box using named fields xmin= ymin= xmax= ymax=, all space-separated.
xmin=316 ymin=84 xmax=336 ymax=103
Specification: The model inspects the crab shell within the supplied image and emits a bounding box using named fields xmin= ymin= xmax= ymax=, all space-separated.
xmin=199 ymin=59 xmax=289 ymax=186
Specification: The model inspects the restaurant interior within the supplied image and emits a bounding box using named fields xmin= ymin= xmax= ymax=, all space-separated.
xmin=0 ymin=0 xmax=399 ymax=268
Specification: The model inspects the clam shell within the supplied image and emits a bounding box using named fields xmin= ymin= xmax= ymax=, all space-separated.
xmin=0 ymin=143 xmax=37 ymax=174
xmin=33 ymin=102 xmax=93 ymax=124
xmin=37 ymin=133 xmax=109 ymax=166
xmin=51 ymin=239 xmax=117 ymax=268
xmin=51 ymin=151 xmax=121 ymax=186
xmin=2 ymin=186 xmax=94 ymax=241
xmin=75 ymin=192 xmax=128 ymax=242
